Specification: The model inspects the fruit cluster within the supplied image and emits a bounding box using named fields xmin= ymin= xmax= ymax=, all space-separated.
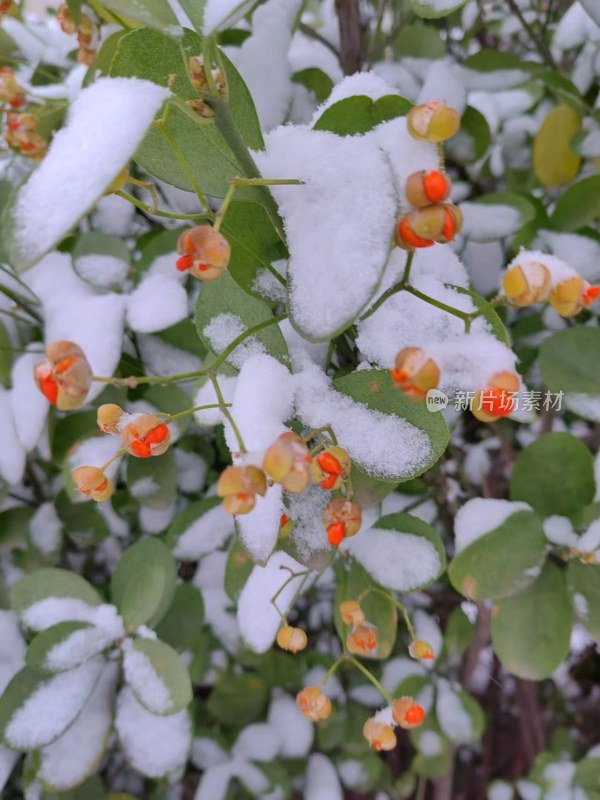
xmin=503 ymin=260 xmax=600 ymax=318
xmin=57 ymin=3 xmax=97 ymax=66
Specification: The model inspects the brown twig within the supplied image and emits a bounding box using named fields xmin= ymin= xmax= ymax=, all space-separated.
xmin=335 ymin=0 xmax=363 ymax=74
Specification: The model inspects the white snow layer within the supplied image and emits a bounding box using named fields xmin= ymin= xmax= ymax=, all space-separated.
xmin=122 ymin=640 xmax=171 ymax=714
xmin=304 ymin=754 xmax=343 ymax=800
xmin=454 ymin=498 xmax=532 ymax=553
xmin=237 ymin=551 xmax=308 ymax=653
xmin=172 ymin=504 xmax=235 ymax=560
xmin=126 ymin=275 xmax=189 ymax=333
xmin=11 ymin=77 xmax=169 ymax=268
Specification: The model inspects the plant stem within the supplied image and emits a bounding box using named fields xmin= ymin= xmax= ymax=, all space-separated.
xmin=349 ymin=656 xmax=393 ymax=704
xmin=211 ymin=313 xmax=288 ymax=372
xmin=155 ymin=117 xmax=212 ymax=212
xmin=270 ymin=568 xmax=310 ymax=622
xmin=100 ymin=449 xmax=126 ymax=472
xmin=507 ymin=0 xmax=556 ymax=69
xmin=165 ymin=402 xmax=230 ymax=423
xmin=210 ymin=373 xmax=246 ymax=452
xmin=116 ymin=190 xmax=212 ymax=221
xmin=214 ymin=178 xmax=302 ymax=233
xmin=404 ymin=285 xmax=471 ymax=323
xmin=358 ymin=586 xmax=416 ymax=640
xmin=320 ymin=656 xmax=346 ymax=686
xmin=401 ymin=250 xmax=414 ymax=284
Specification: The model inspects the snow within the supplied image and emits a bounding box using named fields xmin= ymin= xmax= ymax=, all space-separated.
xmin=172 ymin=503 xmax=234 ymax=560
xmin=75 ymin=254 xmax=129 ymax=290
xmin=4 ymin=656 xmax=104 ymax=750
xmin=203 ymin=313 xmax=267 ymax=369
xmin=236 ymin=484 xmax=284 ymax=564
xmin=267 ymin=692 xmax=314 ymax=758
xmin=342 ymin=526 xmax=441 ymax=591
xmin=194 ymin=376 xmax=237 ymax=426
xmin=543 ymin=516 xmax=576 ymax=547
xmin=122 ymin=640 xmax=171 ymax=714
xmin=191 ymin=737 xmax=229 ymax=770
xmin=454 ymin=498 xmax=532 ymax=553
xmin=37 ymin=662 xmax=118 ymax=790
xmin=115 ymin=687 xmax=191 ymax=778
xmin=381 ymin=657 xmax=426 ymax=694
xmin=304 ymin=754 xmax=343 ymax=800
xmin=286 ymin=484 xmax=331 ymax=560
xmin=0 ymin=747 xmax=18 ymax=794
xmin=0 ymin=388 xmax=26 ymax=484
xmin=29 ymin=253 xmax=126 ymax=403
xmin=232 ymin=723 xmax=280 ymax=762
xmin=11 ymin=78 xmax=169 ymax=269
xmin=436 ymin=679 xmax=473 ymax=743
xmin=295 ymin=364 xmax=433 ymax=480
xmin=237 ymin=551 xmax=308 ymax=653
xmin=230 ymin=0 xmax=300 ymax=132
xmin=253 ymin=124 xmax=397 ymax=340
xmin=339 ymin=760 xmax=368 ymax=789
xmin=417 ymin=61 xmax=466 ymax=115
xmin=44 ymin=624 xmax=116 ymax=671
xmin=21 ymin=600 xmax=121 ymax=634
xmin=29 ymin=502 xmax=62 ymax=554
xmin=127 ymin=275 xmax=189 ymax=333
xmin=505 ymin=250 xmax=576 ymax=288
xmin=419 ymin=730 xmax=444 ymax=756
xmin=311 ymin=73 xmax=396 ymax=122
xmin=203 ymin=0 xmax=242 ymax=31
xmin=226 ymin=354 xmax=295 ymax=454
xmin=139 ymin=502 xmax=177 ymax=534
xmin=251 ymin=267 xmax=288 ymax=303
xmin=194 ymin=552 xmax=240 ymax=653
xmin=175 ymin=449 xmax=207 ymax=493
xmin=69 ymin=435 xmax=123 ymax=482
xmin=460 ymin=203 xmax=522 ymax=241
xmin=413 ymin=609 xmax=442 ymax=670
xmin=0 ymin=611 xmax=26 ymax=694
xmin=10 ymin=352 xmax=49 ymax=451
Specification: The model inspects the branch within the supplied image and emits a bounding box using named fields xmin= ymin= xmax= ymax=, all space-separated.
xmin=335 ymin=0 xmax=363 ymax=75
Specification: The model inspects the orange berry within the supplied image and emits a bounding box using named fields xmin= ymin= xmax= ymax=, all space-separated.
xmin=177 ymin=226 xmax=230 ymax=282
xmin=97 ymin=403 xmax=124 ymax=434
xmin=72 ymin=466 xmax=113 ymax=503
xmin=406 ymin=170 xmax=451 ymax=208
xmin=409 ymin=640 xmax=436 ymax=660
xmin=396 ymin=215 xmax=434 ymax=250
xmin=121 ymin=414 xmax=171 ymax=458
xmin=392 ymin=696 xmax=425 ymax=729
xmin=583 ymin=285 xmax=600 ymax=306
xmin=33 ymin=341 xmax=92 ymax=411
xmin=471 ymin=371 xmax=520 ymax=423
xmin=347 ymin=624 xmax=378 ymax=655
xmin=322 ymin=498 xmax=362 ymax=546
xmin=363 ymin=719 xmax=397 ymax=751
xmin=296 ymin=686 xmax=332 ymax=722
xmin=217 ymin=465 xmax=267 ymax=516
xmin=339 ymin=600 xmax=365 ymax=626
xmin=276 ymin=625 xmax=308 ymax=654
xmin=314 ymin=446 xmax=351 ymax=491
xmin=502 ymin=262 xmax=551 ymax=307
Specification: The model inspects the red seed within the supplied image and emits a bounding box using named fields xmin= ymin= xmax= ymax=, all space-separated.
xmin=176 ymin=254 xmax=193 ymax=272
xmin=319 ymin=473 xmax=337 ymax=491
xmin=405 ymin=705 xmax=425 ymax=725
xmin=422 ymin=171 xmax=449 ymax=203
xmin=327 ymin=522 xmax=346 ymax=546
xmin=317 ymin=452 xmax=343 ymax=475
xmin=40 ymin=374 xmax=58 ymax=405
xmin=397 ymin=217 xmax=434 ymax=249
xmin=440 ymin=208 xmax=456 ymax=242
xmin=131 ymin=440 xmax=152 ymax=458
xmin=145 ymin=423 xmax=169 ymax=445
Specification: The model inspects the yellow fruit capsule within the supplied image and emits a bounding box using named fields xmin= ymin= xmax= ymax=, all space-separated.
xmin=296 ymin=686 xmax=332 ymax=722
xmin=217 ymin=465 xmax=267 ymax=516
xmin=120 ymin=414 xmax=171 ymax=458
xmin=363 ymin=719 xmax=397 ymax=751
xmin=408 ymin=640 xmax=436 ymax=660
xmin=407 ymin=101 xmax=460 ymax=143
xmin=72 ymin=466 xmax=113 ymax=502
xmin=391 ymin=347 xmax=440 ymax=401
xmin=97 ymin=403 xmax=124 ymax=434
xmin=263 ymin=432 xmax=313 ymax=494
xmin=549 ymin=276 xmax=586 ymax=318
xmin=276 ymin=625 xmax=308 ymax=654
xmin=502 ymin=263 xmax=552 ymax=307
xmin=471 ymin=371 xmax=520 ymax=423
xmin=346 ymin=624 xmax=378 ymax=655
xmin=339 ymin=600 xmax=365 ymax=626
xmin=33 ymin=341 xmax=93 ymax=411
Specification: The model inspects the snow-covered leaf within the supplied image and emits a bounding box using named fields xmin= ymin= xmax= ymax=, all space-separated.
xmin=237 ymin=551 xmax=308 ymax=654
xmin=126 ymin=450 xmax=177 ymax=510
xmin=115 ymin=687 xmax=192 ymax=778
xmin=72 ymin=231 xmax=130 ymax=292
xmin=110 ymin=29 xmax=264 ymax=197
xmin=460 ymin=193 xmax=538 ymax=242
xmin=449 ymin=499 xmax=547 ymax=601
xmin=566 ymin=561 xmax=600 ymax=641
xmin=343 ymin=513 xmax=445 ymax=592
xmin=25 ymin=621 xmax=114 ymax=673
xmin=36 ymin=663 xmax=118 ymax=791
xmin=510 ymin=433 xmax=595 ymax=520
xmin=195 ymin=272 xmax=289 ymax=369
xmin=0 ymin=657 xmax=104 ymax=750
xmin=123 ymin=638 xmax=192 ymax=715
xmin=6 ymin=78 xmax=169 ymax=270
xmin=409 ymin=0 xmax=468 ymax=19
xmin=10 ymin=568 xmax=101 ymax=631
xmin=304 ymin=753 xmax=343 ymax=800
xmin=167 ymin=497 xmax=234 ymax=561
xmin=491 ymin=561 xmax=573 ymax=680
xmin=435 ymin=679 xmax=485 ymax=744
xmin=111 ymin=538 xmax=177 ymax=629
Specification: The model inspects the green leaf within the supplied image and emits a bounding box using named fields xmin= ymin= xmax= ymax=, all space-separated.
xmin=26 ymin=621 xmax=106 ymax=672
xmin=207 ymin=672 xmax=269 ymax=726
xmin=534 ymin=105 xmax=581 ymax=188
xmin=462 ymin=49 xmax=533 ymax=73
xmin=334 ymin=559 xmax=397 ymax=660
xmin=221 ymin=201 xmax=287 ymax=295
xmin=436 ymin=682 xmax=485 ymax=744
xmin=99 ymin=0 xmax=180 ymax=31
xmin=177 ymin=0 xmax=206 ymax=32
xmin=491 ymin=561 xmax=573 ymax=680
xmin=446 ymin=106 xmax=491 ymax=165
xmin=195 ymin=271 xmax=289 ymax=367
xmin=72 ymin=232 xmax=130 ymax=291
xmin=224 ymin=540 xmax=255 ymax=602
xmin=443 ymin=606 xmax=475 ymax=659
xmin=292 ymin=68 xmax=333 ymax=103
xmin=110 ymin=29 xmax=264 ymax=197
xmin=566 ymin=560 xmax=600 ymax=642
xmin=51 ymin=412 xmax=99 ymax=464
xmin=313 ymin=94 xmax=412 ymax=136
xmin=510 ymin=433 xmax=595 ymax=520
xmin=355 ymin=513 xmax=445 ymax=592
xmin=240 ymin=648 xmax=303 ymax=690
xmin=126 ymin=450 xmax=177 ymax=511
xmin=111 ymin=538 xmax=177 ymax=629
xmin=155 ymin=584 xmax=204 ymax=651
xmin=408 ymin=0 xmax=468 ymax=18
xmin=0 ymin=318 xmax=12 ymax=387
xmin=540 ymin=327 xmax=600 ymax=395
xmin=449 ymin=509 xmax=547 ymax=601
xmin=55 ymin=490 xmax=110 ymax=547
xmin=166 ymin=496 xmax=229 ymax=559
xmin=394 ymin=24 xmax=445 ymax=58
xmin=332 ymin=369 xmax=449 ymax=482
xmin=10 ymin=568 xmax=101 ymax=628
xmin=0 ymin=506 xmax=34 ymax=552
xmin=125 ymin=638 xmax=192 ymax=715
xmin=44 ymin=776 xmax=106 ymax=800
xmin=575 ymin=757 xmax=600 ymax=794
xmin=550 ymin=176 xmax=600 ymax=232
